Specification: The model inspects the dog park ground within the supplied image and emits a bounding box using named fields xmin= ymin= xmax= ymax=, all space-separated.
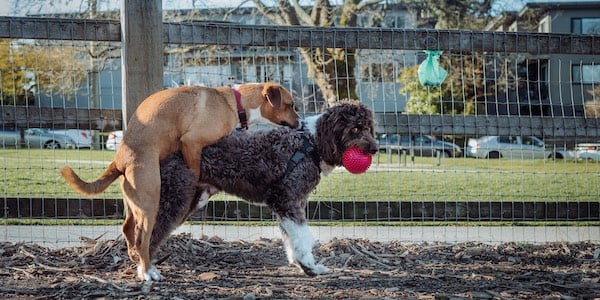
xmin=1 ymin=233 xmax=599 ymax=299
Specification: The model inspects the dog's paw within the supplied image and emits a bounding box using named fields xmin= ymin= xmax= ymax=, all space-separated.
xmin=137 ymin=265 xmax=163 ymax=282
xmin=293 ymin=261 xmax=329 ymax=277
xmin=313 ymin=264 xmax=329 ymax=275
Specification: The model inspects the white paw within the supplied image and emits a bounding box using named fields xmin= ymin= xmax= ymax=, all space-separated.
xmin=313 ymin=264 xmax=329 ymax=275
xmin=137 ymin=265 xmax=163 ymax=281
xmin=293 ymin=261 xmax=329 ymax=276
xmin=196 ymin=190 xmax=210 ymax=210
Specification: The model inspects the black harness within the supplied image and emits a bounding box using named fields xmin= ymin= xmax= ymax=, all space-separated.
xmin=283 ymin=133 xmax=320 ymax=178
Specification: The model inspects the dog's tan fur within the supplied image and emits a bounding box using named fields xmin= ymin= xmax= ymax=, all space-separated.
xmin=60 ymin=82 xmax=299 ymax=281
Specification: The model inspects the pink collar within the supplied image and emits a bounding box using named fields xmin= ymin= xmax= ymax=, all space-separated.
xmin=232 ymin=87 xmax=248 ymax=131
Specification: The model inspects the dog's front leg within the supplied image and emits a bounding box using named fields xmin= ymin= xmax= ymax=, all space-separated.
xmin=279 ymin=218 xmax=328 ymax=276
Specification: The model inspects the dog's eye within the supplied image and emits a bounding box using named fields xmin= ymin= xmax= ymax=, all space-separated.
xmin=351 ymin=127 xmax=359 ymax=134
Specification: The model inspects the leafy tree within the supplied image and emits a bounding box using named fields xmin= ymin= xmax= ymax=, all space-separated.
xmin=2 ymin=0 xmax=120 ymax=108
xmin=0 ymin=40 xmax=32 ymax=105
xmin=395 ymin=0 xmax=501 ymax=115
xmin=399 ymin=62 xmax=472 ymax=115
xmin=0 ymin=40 xmax=87 ymax=105
xmin=398 ymin=65 xmax=441 ymax=114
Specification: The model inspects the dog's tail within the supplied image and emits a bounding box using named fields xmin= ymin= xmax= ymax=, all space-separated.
xmin=60 ymin=162 xmax=122 ymax=195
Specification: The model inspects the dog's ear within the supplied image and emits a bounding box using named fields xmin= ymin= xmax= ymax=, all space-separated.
xmin=264 ymin=85 xmax=282 ymax=110
xmin=363 ymin=103 xmax=376 ymax=136
xmin=319 ymin=133 xmax=339 ymax=164
xmin=316 ymin=110 xmax=341 ymax=165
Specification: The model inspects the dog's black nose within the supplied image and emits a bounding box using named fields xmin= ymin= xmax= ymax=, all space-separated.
xmin=368 ymin=145 xmax=378 ymax=154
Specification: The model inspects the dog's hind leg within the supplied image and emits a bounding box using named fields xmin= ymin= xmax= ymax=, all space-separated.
xmin=122 ymin=163 xmax=163 ymax=282
xmin=121 ymin=205 xmax=138 ymax=263
xmin=277 ymin=209 xmax=328 ymax=276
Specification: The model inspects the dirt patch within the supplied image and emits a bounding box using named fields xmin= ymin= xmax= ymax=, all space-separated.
xmin=1 ymin=233 xmax=599 ymax=299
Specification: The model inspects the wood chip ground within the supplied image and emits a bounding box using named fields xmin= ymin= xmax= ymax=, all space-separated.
xmin=1 ymin=233 xmax=599 ymax=299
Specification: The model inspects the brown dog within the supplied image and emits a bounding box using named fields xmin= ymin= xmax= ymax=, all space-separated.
xmin=60 ymin=82 xmax=299 ymax=281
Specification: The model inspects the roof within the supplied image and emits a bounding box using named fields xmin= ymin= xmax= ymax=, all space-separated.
xmin=519 ymin=1 xmax=600 ymax=17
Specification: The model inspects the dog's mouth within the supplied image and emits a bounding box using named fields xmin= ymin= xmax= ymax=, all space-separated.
xmin=280 ymin=120 xmax=300 ymax=129
xmin=363 ymin=147 xmax=378 ymax=155
xmin=355 ymin=137 xmax=379 ymax=155
xmin=349 ymin=143 xmax=378 ymax=155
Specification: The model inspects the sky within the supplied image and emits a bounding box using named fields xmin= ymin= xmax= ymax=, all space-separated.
xmin=0 ymin=0 xmax=254 ymax=16
xmin=0 ymin=0 xmax=596 ymax=18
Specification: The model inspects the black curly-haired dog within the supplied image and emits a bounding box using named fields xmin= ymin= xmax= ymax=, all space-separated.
xmin=151 ymin=101 xmax=377 ymax=277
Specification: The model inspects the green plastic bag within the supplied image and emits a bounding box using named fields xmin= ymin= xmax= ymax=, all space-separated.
xmin=418 ymin=50 xmax=447 ymax=87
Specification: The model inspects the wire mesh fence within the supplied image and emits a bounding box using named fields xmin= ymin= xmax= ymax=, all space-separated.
xmin=1 ymin=16 xmax=599 ymax=245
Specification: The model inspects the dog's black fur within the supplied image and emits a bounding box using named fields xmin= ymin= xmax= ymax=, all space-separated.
xmin=151 ymin=101 xmax=378 ymax=275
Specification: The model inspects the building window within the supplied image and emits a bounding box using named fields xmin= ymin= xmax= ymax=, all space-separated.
xmin=360 ymin=63 xmax=398 ymax=82
xmin=572 ymin=64 xmax=600 ymax=84
xmin=384 ymin=15 xmax=406 ymax=28
xmin=572 ymin=18 xmax=600 ymax=34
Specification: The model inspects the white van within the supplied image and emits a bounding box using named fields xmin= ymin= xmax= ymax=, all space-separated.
xmin=50 ymin=129 xmax=93 ymax=149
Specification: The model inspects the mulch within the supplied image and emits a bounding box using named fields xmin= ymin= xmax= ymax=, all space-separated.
xmin=1 ymin=233 xmax=599 ymax=299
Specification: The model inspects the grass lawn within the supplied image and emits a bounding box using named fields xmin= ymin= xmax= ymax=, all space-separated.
xmin=1 ymin=148 xmax=599 ymax=202
xmin=321 ymin=152 xmax=600 ymax=201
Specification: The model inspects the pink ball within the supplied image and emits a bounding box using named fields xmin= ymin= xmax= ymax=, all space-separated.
xmin=342 ymin=146 xmax=372 ymax=174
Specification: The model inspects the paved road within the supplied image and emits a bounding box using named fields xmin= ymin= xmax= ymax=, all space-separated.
xmin=2 ymin=225 xmax=598 ymax=248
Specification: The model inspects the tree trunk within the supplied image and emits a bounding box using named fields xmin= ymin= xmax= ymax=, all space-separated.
xmin=269 ymin=0 xmax=366 ymax=108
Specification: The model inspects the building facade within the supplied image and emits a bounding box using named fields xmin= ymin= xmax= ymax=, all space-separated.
xmin=485 ymin=2 xmax=600 ymax=117
xmin=36 ymin=4 xmax=418 ymax=114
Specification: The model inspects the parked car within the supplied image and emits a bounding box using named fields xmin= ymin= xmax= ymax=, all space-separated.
xmin=377 ymin=134 xmax=407 ymax=153
xmin=377 ymin=134 xmax=462 ymax=157
xmin=465 ymin=138 xmax=477 ymax=158
xmin=468 ymin=136 xmax=572 ymax=159
xmin=575 ymin=143 xmax=600 ymax=161
xmin=105 ymin=130 xmax=123 ymax=151
xmin=50 ymin=129 xmax=93 ymax=149
xmin=0 ymin=128 xmax=76 ymax=149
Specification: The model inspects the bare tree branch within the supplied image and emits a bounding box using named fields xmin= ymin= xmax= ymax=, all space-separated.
xmin=289 ymin=0 xmax=315 ymax=25
xmin=252 ymin=0 xmax=285 ymax=24
xmin=356 ymin=0 xmax=384 ymax=11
